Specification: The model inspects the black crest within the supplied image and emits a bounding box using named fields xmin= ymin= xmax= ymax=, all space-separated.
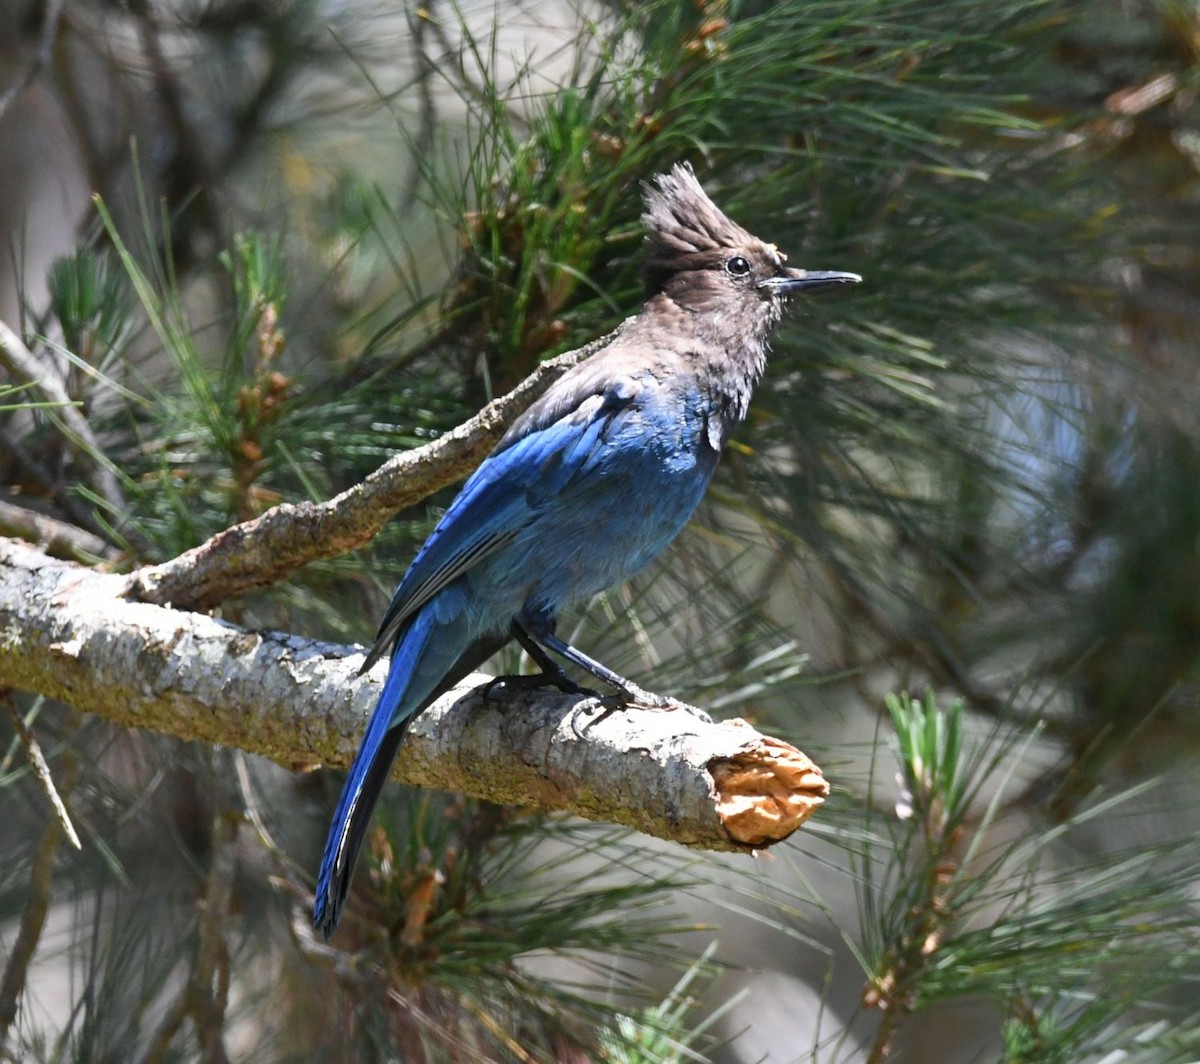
xmin=642 ymin=163 xmax=761 ymax=296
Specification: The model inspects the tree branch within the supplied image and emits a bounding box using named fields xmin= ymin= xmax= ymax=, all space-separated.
xmin=1 ymin=537 xmax=828 ymax=852
xmin=127 ymin=339 xmax=606 ymax=611
xmin=0 ymin=497 xmax=121 ymax=563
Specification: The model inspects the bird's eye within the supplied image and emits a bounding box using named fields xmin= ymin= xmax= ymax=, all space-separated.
xmin=726 ymin=255 xmax=751 ymax=277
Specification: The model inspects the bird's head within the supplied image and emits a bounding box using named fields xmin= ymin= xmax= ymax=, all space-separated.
xmin=641 ymin=163 xmax=860 ymax=329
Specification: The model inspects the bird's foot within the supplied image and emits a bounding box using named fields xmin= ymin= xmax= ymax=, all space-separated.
xmin=612 ymin=680 xmax=713 ymax=721
xmin=568 ymin=684 xmax=713 ymax=738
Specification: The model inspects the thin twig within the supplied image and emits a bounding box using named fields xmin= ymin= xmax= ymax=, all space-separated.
xmin=0 ymin=749 xmax=78 ymax=1055
xmin=135 ymin=990 xmax=191 ymax=1064
xmin=4 ymin=694 xmax=81 ymax=849
xmin=233 ymin=753 xmax=283 ymax=859
xmin=0 ymin=431 xmax=109 ymax=540
xmin=232 ymin=752 xmax=312 ymax=906
xmin=289 ymin=904 xmax=378 ymax=988
xmin=0 ymin=497 xmax=122 ymax=563
xmin=0 ymin=0 xmax=65 ymax=123
xmin=133 ymin=808 xmax=239 ymax=1064
xmin=189 ymin=809 xmax=237 ymax=1064
xmin=400 ymin=3 xmax=440 ymax=213
xmin=0 ymin=317 xmax=127 ymax=519
xmin=125 ymin=0 xmax=224 ymax=245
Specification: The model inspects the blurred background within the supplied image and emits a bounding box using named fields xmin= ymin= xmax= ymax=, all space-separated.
xmin=2 ymin=0 xmax=1199 ymax=1060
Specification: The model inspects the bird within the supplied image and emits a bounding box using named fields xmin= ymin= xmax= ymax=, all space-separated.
xmin=313 ymin=162 xmax=860 ymax=938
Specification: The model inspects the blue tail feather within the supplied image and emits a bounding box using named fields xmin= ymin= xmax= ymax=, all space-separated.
xmin=312 ymin=609 xmax=438 ymax=938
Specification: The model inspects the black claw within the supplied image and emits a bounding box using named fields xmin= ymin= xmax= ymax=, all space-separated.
xmin=569 ymin=705 xmax=590 ymax=740
xmin=482 ymin=676 xmax=515 ymax=703
xmin=569 ymin=697 xmax=622 ymax=738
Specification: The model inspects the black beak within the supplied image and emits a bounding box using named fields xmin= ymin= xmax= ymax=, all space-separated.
xmin=759 ymin=269 xmax=862 ymax=296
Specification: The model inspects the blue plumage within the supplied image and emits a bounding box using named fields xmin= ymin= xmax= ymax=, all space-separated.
xmin=313 ymin=163 xmax=860 ymax=937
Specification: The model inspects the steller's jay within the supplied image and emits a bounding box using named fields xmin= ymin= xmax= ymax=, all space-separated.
xmin=313 ymin=162 xmax=860 ymax=937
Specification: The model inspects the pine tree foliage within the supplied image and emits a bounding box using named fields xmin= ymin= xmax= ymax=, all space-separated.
xmin=1 ymin=0 xmax=1199 ymax=1060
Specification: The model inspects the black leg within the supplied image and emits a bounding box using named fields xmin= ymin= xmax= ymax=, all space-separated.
xmin=518 ymin=624 xmax=713 ymax=734
xmin=510 ymin=622 xmax=591 ymax=694
xmin=483 ymin=621 xmax=594 ymax=703
xmin=530 ymin=629 xmax=668 ymax=707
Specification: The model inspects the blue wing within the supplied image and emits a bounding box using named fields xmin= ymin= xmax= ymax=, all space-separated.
xmin=362 ymin=374 xmax=642 ymax=669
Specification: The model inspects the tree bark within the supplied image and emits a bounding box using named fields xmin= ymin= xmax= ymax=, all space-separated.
xmin=0 ymin=537 xmax=828 ymax=851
